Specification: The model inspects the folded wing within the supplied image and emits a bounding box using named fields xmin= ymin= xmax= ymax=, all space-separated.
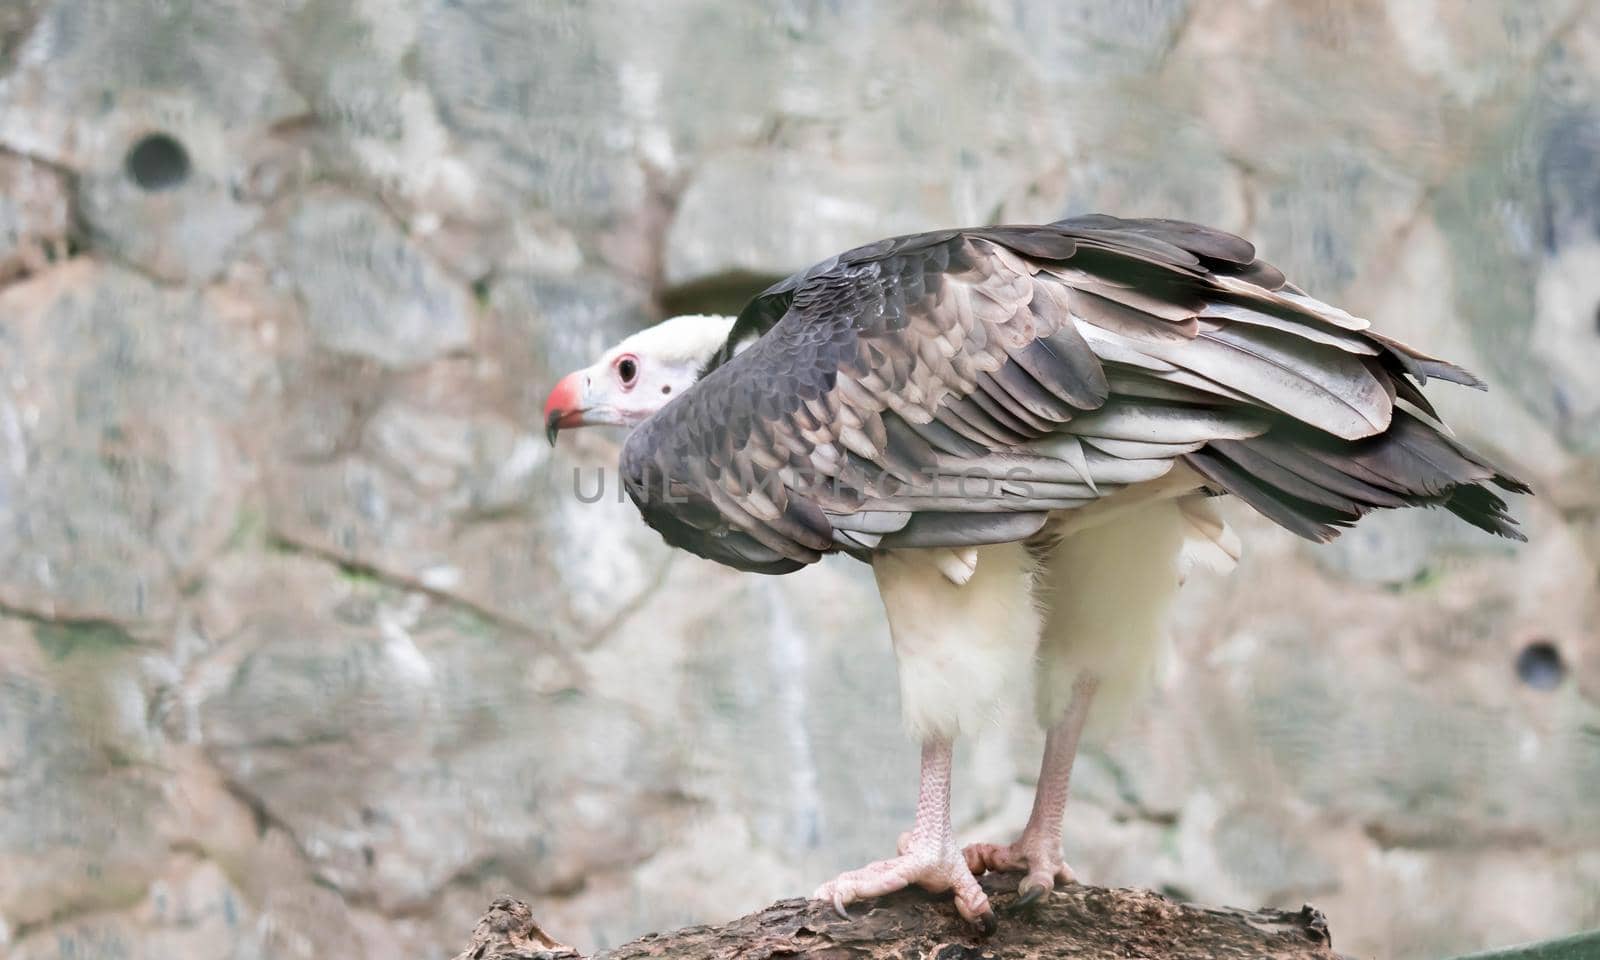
xmin=622 ymin=216 xmax=1526 ymax=573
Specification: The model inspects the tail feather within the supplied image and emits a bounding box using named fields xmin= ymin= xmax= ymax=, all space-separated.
xmin=1184 ymin=410 xmax=1528 ymax=543
xmin=1443 ymin=483 xmax=1524 ymax=541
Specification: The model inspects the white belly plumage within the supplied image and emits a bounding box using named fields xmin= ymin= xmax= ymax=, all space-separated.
xmin=872 ymin=471 xmax=1238 ymax=741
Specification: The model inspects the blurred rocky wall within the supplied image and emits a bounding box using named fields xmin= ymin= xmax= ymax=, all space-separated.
xmin=0 ymin=2 xmax=1598 ymax=958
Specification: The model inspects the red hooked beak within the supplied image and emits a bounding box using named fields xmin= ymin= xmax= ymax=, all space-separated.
xmin=543 ymin=371 xmax=586 ymax=446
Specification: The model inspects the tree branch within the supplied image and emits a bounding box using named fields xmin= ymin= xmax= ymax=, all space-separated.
xmin=452 ymin=877 xmax=1338 ymax=960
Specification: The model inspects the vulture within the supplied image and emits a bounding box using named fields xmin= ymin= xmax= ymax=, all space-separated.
xmin=543 ymin=215 xmax=1527 ymax=933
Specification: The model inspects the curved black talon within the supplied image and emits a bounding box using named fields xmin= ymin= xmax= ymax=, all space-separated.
xmin=831 ymin=891 xmax=852 ymax=921
xmin=1008 ymin=884 xmax=1048 ymax=912
xmin=975 ymin=909 xmax=999 ymax=936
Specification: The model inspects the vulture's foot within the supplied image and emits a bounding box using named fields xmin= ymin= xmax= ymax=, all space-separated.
xmin=963 ymin=837 xmax=1075 ymax=905
xmin=813 ymin=842 xmax=996 ymax=934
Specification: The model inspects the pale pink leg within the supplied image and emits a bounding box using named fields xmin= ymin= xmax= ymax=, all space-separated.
xmin=813 ymin=739 xmax=996 ymax=933
xmin=965 ymin=675 xmax=1097 ymax=903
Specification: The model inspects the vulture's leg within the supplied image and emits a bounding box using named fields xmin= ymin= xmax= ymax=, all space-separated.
xmin=965 ymin=502 xmax=1189 ymax=902
xmin=823 ymin=543 xmax=1037 ymax=932
xmin=963 ymin=675 xmax=1096 ymax=903
xmin=813 ymin=738 xmax=996 ymax=933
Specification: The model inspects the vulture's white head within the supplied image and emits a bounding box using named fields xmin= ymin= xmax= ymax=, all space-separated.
xmin=543 ymin=313 xmax=737 ymax=444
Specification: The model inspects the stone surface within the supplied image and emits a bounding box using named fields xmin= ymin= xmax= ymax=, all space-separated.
xmin=277 ymin=191 xmax=475 ymax=368
xmin=0 ymin=150 xmax=70 ymax=280
xmin=6 ymin=856 xmax=259 ymax=960
xmin=0 ymin=0 xmax=306 ymax=283
xmin=0 ymin=0 xmax=305 ymax=166
xmin=0 ymin=615 xmax=166 ymax=932
xmin=0 ymin=3 xmax=1597 ymax=960
xmin=418 ymin=0 xmax=647 ymax=227
xmin=0 ymin=262 xmax=273 ymax=625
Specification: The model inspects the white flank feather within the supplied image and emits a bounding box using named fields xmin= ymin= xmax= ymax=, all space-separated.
xmin=873 ymin=543 xmax=1041 ymax=740
xmin=1032 ymin=499 xmax=1189 ymax=735
xmin=1176 ymin=495 xmax=1242 ymax=582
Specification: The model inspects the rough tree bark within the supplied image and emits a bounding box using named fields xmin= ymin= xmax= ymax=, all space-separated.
xmin=452 ymin=876 xmax=1339 ymax=960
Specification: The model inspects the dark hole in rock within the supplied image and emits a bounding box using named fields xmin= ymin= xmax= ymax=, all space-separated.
xmin=1593 ymin=300 xmax=1600 ymax=336
xmin=661 ymin=270 xmax=787 ymax=318
xmin=124 ymin=132 xmax=190 ymax=191
xmin=1515 ymin=640 xmax=1565 ymax=690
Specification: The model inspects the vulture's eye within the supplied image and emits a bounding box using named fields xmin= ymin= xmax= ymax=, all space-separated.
xmin=616 ymin=355 xmax=639 ymax=388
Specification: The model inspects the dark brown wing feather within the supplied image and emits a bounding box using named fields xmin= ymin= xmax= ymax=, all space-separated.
xmin=622 ymin=216 xmax=1526 ymax=573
